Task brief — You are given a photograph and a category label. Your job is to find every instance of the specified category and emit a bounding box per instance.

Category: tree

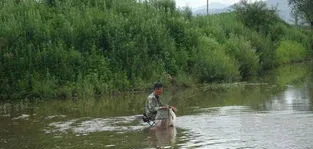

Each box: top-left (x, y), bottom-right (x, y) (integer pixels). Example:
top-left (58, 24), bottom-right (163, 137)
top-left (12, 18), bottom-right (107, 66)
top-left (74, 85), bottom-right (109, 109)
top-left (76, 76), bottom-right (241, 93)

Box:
top-left (234, 0), bottom-right (278, 34)
top-left (151, 0), bottom-right (176, 13)
top-left (290, 5), bottom-right (300, 25)
top-left (289, 0), bottom-right (313, 27)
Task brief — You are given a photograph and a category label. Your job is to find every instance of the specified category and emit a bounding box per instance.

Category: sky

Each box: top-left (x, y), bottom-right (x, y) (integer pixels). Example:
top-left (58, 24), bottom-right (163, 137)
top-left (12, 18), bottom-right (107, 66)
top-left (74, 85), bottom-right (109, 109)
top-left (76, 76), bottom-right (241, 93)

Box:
top-left (175, 0), bottom-right (263, 8)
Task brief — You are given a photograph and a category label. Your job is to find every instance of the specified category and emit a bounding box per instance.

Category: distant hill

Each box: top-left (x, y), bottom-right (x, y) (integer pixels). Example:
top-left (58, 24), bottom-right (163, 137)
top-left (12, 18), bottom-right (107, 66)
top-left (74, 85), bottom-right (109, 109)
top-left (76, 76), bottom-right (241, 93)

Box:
top-left (192, 0), bottom-right (300, 24)
top-left (192, 3), bottom-right (232, 15)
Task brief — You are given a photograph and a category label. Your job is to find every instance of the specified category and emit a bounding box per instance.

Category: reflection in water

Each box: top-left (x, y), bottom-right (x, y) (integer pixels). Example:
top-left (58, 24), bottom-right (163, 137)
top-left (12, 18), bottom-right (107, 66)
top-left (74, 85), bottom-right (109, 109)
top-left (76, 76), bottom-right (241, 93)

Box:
top-left (264, 86), bottom-right (311, 112)
top-left (176, 106), bottom-right (313, 149)
top-left (147, 127), bottom-right (177, 148)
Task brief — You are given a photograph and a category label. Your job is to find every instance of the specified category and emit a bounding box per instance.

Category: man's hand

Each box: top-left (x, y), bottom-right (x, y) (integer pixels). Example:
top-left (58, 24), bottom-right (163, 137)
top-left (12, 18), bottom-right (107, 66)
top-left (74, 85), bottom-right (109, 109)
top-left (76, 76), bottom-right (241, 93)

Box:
top-left (159, 106), bottom-right (177, 112)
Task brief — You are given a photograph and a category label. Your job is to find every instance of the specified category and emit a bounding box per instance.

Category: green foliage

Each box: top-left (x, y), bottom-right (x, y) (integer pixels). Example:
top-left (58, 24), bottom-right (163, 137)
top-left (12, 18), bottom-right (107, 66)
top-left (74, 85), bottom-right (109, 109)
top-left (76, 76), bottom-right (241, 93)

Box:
top-left (235, 0), bottom-right (279, 34)
top-left (276, 40), bottom-right (306, 64)
top-left (0, 0), bottom-right (311, 100)
top-left (246, 31), bottom-right (277, 70)
top-left (151, 0), bottom-right (176, 13)
top-left (225, 35), bottom-right (260, 77)
top-left (180, 7), bottom-right (193, 20)
top-left (283, 27), bottom-right (311, 54)
top-left (268, 22), bottom-right (289, 42)
top-left (289, 0), bottom-right (313, 27)
top-left (274, 63), bottom-right (308, 87)
top-left (192, 37), bottom-right (240, 82)
top-left (234, 1), bottom-right (311, 69)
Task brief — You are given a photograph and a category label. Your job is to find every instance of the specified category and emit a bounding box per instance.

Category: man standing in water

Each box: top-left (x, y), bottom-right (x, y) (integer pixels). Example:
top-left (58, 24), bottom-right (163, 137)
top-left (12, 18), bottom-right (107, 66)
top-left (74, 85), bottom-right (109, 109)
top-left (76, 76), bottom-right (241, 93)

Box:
top-left (144, 82), bottom-right (176, 124)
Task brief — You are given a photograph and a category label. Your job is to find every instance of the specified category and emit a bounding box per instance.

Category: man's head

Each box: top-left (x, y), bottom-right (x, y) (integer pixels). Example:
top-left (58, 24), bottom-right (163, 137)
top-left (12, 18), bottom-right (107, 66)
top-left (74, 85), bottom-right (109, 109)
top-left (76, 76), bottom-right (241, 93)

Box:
top-left (153, 82), bottom-right (163, 96)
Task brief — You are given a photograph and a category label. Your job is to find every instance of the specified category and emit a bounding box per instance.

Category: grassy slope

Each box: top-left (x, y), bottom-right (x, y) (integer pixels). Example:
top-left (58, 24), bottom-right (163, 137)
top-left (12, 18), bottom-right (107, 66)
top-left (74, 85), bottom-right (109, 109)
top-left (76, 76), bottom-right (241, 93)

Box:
top-left (0, 0), bottom-right (311, 100)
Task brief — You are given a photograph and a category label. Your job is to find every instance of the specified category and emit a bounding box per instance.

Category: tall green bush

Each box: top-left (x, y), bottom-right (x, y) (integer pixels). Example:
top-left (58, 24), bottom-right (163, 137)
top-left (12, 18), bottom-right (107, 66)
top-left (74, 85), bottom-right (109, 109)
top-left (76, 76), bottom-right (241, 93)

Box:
top-left (276, 40), bottom-right (306, 64)
top-left (235, 1), bottom-right (279, 34)
top-left (225, 35), bottom-right (260, 77)
top-left (192, 37), bottom-right (240, 82)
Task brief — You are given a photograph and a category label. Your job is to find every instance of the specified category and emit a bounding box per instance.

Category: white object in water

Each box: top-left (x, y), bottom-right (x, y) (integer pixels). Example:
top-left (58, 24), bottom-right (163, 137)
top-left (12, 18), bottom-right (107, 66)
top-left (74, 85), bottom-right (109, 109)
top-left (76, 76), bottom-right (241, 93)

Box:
top-left (154, 108), bottom-right (176, 128)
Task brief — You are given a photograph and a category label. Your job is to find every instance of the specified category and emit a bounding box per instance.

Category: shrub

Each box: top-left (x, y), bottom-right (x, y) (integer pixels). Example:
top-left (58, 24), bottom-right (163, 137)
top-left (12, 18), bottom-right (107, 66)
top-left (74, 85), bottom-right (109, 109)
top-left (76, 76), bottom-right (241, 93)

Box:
top-left (192, 37), bottom-right (240, 82)
top-left (225, 35), bottom-right (260, 77)
top-left (235, 0), bottom-right (279, 34)
top-left (246, 31), bottom-right (276, 70)
top-left (276, 40), bottom-right (306, 64)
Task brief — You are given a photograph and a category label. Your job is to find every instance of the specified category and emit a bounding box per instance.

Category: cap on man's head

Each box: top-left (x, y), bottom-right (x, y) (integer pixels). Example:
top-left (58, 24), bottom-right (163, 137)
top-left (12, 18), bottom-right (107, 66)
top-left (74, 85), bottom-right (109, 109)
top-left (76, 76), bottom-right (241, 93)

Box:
top-left (153, 82), bottom-right (163, 90)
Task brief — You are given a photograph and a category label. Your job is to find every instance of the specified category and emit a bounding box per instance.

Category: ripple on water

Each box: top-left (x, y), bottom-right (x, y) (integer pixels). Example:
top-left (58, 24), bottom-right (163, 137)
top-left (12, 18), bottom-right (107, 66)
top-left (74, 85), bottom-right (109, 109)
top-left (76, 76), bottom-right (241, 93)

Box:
top-left (45, 115), bottom-right (146, 134)
top-left (175, 106), bottom-right (313, 149)
top-left (12, 114), bottom-right (30, 120)
top-left (46, 115), bottom-right (66, 120)
top-left (43, 105), bottom-right (313, 149)
top-left (45, 119), bottom-right (78, 134)
top-left (105, 144), bottom-right (115, 148)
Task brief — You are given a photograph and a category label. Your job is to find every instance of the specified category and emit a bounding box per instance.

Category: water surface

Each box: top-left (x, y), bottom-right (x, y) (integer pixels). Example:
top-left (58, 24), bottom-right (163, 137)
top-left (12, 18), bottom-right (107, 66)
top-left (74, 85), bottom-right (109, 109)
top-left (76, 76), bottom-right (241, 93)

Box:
top-left (1, 63), bottom-right (313, 149)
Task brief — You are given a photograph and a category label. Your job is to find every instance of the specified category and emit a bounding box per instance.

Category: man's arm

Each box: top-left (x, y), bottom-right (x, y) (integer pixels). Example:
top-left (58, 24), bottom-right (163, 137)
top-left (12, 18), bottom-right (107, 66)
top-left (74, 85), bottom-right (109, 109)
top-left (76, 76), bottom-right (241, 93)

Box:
top-left (148, 98), bottom-right (160, 112)
top-left (147, 97), bottom-right (168, 112)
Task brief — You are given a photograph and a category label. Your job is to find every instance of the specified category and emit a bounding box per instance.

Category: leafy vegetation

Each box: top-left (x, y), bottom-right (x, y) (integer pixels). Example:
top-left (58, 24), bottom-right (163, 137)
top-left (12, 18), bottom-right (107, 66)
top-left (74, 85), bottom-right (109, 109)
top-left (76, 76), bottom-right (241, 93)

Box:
top-left (276, 40), bottom-right (306, 64)
top-left (234, 1), bottom-right (279, 34)
top-left (0, 0), bottom-right (312, 100)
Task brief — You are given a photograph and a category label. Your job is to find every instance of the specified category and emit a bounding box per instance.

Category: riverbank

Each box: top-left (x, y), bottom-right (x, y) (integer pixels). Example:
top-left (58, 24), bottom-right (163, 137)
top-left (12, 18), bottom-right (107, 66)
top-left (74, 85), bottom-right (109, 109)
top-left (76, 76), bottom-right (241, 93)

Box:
top-left (0, 0), bottom-right (312, 100)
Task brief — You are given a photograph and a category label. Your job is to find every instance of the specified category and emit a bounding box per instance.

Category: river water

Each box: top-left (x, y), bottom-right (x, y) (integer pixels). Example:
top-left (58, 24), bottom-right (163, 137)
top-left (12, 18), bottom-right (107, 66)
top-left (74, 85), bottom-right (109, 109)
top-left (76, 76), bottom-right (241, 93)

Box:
top-left (1, 63), bottom-right (313, 149)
